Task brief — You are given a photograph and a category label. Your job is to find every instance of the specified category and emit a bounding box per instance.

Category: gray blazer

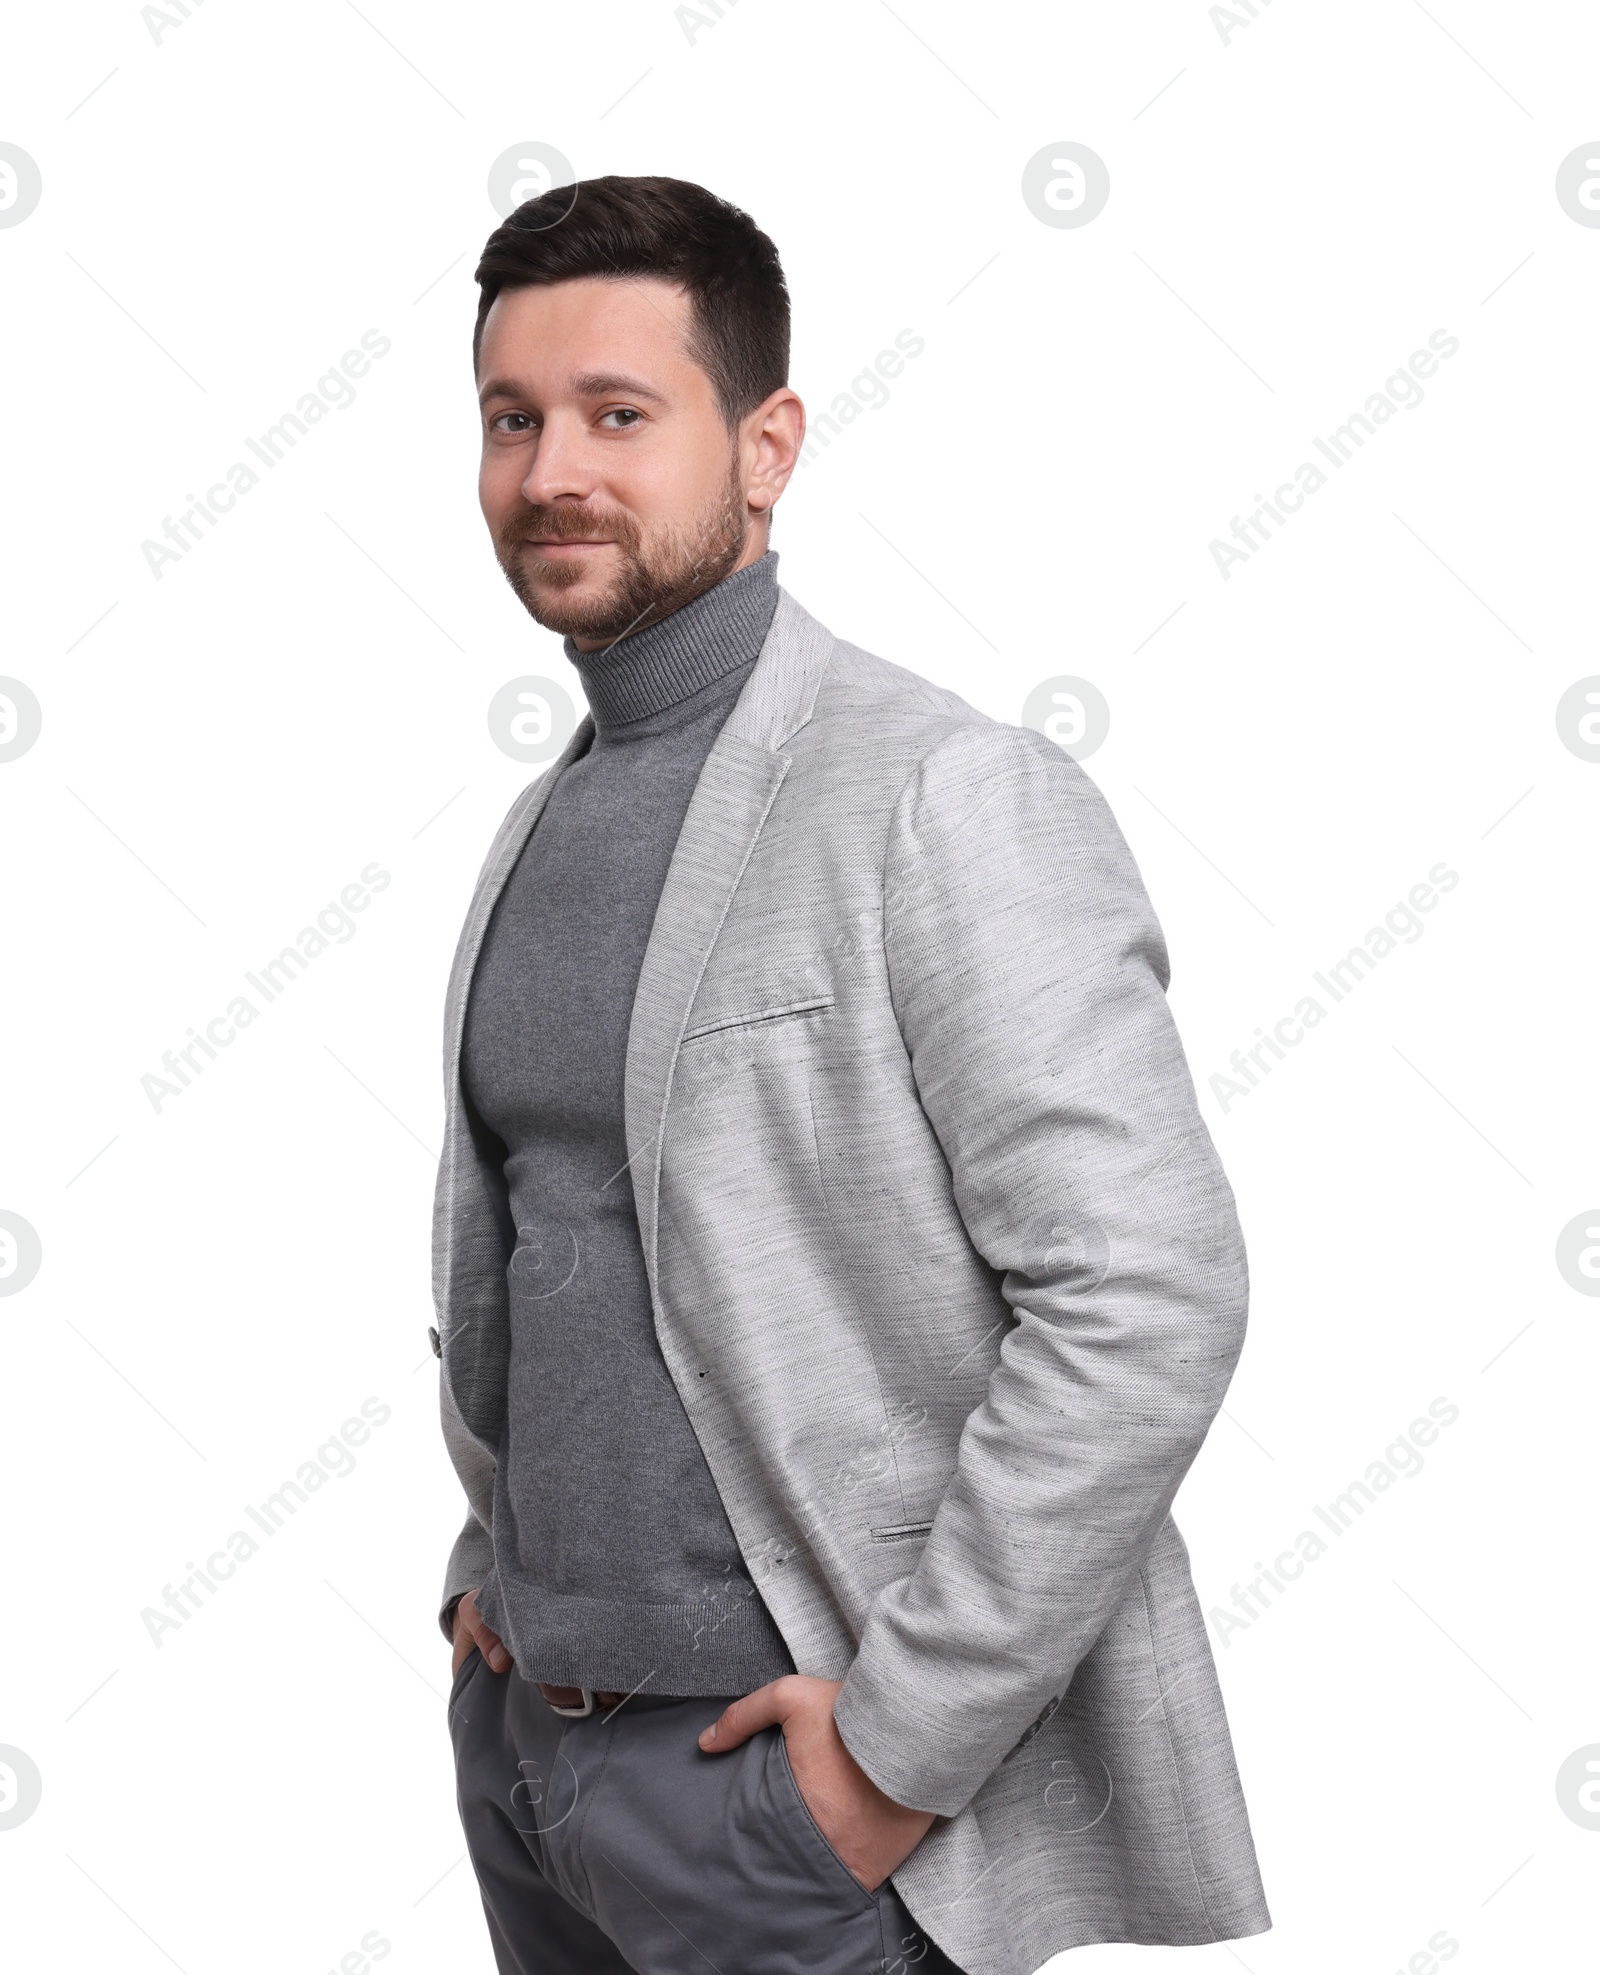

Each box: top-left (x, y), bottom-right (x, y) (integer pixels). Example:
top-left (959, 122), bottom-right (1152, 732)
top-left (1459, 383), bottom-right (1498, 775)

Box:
top-left (433, 588), bottom-right (1271, 1972)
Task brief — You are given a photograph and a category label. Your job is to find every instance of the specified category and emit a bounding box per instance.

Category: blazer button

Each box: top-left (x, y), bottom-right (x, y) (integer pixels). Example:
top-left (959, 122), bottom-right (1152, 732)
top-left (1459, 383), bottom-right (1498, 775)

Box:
top-left (428, 1325), bottom-right (441, 1359)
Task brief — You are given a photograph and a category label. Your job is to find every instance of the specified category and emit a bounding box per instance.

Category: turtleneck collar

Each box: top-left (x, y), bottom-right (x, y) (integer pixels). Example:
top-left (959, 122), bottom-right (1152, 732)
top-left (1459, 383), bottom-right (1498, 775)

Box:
top-left (562, 551), bottom-right (779, 737)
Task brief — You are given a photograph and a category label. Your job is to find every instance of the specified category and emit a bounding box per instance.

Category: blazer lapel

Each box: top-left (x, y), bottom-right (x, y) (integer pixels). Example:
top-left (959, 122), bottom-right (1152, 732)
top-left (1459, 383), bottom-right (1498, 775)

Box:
top-left (625, 587), bottom-right (837, 1296)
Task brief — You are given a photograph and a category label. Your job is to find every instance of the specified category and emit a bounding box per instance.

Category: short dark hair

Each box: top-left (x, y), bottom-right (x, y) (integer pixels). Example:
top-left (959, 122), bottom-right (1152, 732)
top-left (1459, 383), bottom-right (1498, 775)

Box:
top-left (473, 174), bottom-right (790, 431)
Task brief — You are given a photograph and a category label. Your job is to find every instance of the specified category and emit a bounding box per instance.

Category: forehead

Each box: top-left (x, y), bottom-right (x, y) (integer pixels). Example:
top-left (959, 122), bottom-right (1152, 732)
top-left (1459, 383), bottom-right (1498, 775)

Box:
top-left (477, 275), bottom-right (698, 392)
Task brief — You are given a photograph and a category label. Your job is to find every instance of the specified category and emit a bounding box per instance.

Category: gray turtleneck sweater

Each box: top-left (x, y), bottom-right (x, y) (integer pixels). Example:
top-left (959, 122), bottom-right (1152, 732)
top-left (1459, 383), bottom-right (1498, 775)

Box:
top-left (460, 550), bottom-right (797, 1696)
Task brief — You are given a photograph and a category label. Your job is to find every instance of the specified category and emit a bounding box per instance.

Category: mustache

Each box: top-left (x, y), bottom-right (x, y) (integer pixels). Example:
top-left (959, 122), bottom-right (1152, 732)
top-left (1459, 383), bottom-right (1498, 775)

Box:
top-left (498, 505), bottom-right (638, 550)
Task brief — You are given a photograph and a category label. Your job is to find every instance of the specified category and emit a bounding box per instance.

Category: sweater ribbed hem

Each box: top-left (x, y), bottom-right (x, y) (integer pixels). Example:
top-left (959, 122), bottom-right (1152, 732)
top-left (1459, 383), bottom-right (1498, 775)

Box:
top-left (564, 550), bottom-right (779, 734)
top-left (477, 1567), bottom-right (796, 1697)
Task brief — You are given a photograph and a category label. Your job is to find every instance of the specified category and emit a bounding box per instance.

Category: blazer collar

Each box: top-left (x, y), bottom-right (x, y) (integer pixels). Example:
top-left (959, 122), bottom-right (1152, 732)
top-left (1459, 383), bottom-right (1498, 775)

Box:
top-left (712, 582), bottom-right (835, 754)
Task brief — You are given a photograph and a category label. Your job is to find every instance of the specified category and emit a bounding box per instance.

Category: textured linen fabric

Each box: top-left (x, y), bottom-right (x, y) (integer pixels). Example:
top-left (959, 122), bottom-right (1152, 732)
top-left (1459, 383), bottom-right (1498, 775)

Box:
top-left (433, 586), bottom-right (1273, 1973)
top-left (458, 551), bottom-right (796, 1695)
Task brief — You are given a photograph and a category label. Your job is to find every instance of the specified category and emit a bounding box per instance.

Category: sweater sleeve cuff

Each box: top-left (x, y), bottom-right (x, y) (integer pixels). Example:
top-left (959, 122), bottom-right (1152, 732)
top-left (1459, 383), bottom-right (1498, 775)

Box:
top-left (439, 1590), bottom-right (467, 1646)
top-left (439, 1511), bottom-right (495, 1644)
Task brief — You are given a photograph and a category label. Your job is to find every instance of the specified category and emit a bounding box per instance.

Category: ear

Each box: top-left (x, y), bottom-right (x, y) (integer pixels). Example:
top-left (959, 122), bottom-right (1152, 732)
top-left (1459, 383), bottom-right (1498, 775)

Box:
top-left (744, 389), bottom-right (805, 514)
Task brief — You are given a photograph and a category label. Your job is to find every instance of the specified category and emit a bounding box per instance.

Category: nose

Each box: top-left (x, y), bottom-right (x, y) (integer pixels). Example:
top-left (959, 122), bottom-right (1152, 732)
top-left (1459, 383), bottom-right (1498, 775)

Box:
top-left (519, 411), bottom-right (596, 512)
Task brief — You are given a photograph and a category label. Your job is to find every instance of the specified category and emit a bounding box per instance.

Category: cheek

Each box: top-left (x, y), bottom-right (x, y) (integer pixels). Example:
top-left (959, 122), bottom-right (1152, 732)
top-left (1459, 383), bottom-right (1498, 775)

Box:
top-left (480, 454), bottom-right (521, 517)
top-left (628, 435), bottom-right (724, 515)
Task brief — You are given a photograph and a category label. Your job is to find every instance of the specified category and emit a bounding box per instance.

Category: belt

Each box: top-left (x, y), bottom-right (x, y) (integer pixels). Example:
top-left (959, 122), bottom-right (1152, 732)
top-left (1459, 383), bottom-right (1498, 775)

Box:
top-left (537, 1683), bottom-right (629, 1718)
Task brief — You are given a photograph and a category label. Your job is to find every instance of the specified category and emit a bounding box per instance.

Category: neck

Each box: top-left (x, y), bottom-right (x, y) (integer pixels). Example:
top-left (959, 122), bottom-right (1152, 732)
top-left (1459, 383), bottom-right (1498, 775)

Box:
top-left (563, 551), bottom-right (780, 735)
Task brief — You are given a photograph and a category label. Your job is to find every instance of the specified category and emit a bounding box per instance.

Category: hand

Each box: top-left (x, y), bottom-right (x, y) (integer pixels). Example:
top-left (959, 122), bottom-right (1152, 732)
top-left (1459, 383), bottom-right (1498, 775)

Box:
top-left (699, 1675), bottom-right (936, 1892)
top-left (452, 1587), bottom-right (514, 1676)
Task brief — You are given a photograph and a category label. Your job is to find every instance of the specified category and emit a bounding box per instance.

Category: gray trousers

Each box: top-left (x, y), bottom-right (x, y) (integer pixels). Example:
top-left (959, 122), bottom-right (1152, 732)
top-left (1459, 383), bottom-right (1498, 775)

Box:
top-left (448, 1648), bottom-right (967, 1974)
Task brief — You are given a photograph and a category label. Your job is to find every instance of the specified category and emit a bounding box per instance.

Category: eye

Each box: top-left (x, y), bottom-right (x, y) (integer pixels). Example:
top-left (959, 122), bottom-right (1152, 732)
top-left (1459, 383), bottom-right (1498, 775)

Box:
top-left (599, 407), bottom-right (643, 429)
top-left (490, 410), bottom-right (534, 434)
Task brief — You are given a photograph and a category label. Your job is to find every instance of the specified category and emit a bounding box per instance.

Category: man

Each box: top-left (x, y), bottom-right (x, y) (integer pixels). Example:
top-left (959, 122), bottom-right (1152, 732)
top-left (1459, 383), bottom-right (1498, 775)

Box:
top-left (433, 174), bottom-right (1270, 1975)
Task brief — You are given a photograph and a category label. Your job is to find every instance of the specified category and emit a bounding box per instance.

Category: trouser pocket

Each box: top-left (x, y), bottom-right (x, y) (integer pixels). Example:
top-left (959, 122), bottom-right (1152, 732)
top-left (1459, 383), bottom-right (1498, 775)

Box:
top-left (572, 1699), bottom-right (893, 1971)
top-left (768, 1727), bottom-right (879, 1908)
top-left (447, 1645), bottom-right (481, 1719)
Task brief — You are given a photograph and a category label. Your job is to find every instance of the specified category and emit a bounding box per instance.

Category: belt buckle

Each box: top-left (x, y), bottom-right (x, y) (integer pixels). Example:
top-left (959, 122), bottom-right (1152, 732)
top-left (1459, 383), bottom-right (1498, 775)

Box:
top-left (546, 1686), bottom-right (597, 1718)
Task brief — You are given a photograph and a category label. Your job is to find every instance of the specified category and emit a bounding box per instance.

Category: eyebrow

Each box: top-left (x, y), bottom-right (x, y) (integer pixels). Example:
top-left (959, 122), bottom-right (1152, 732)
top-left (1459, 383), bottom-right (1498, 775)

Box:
top-left (477, 369), bottom-right (668, 408)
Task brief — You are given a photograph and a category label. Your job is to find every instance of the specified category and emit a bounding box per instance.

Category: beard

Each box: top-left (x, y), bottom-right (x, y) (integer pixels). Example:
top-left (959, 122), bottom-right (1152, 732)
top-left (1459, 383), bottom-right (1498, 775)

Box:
top-left (491, 454), bottom-right (751, 646)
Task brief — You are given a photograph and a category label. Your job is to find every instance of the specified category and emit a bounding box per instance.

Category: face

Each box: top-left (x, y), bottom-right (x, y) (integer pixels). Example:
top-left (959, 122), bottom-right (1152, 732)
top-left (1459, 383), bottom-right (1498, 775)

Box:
top-left (476, 276), bottom-right (803, 650)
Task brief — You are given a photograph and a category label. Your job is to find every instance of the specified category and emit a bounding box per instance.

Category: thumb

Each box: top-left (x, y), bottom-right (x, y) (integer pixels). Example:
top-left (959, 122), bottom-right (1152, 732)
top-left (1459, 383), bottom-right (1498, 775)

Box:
top-left (698, 1678), bottom-right (790, 1754)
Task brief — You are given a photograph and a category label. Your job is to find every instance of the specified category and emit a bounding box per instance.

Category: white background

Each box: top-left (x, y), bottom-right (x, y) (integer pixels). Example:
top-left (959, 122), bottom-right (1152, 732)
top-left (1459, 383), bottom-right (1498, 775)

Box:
top-left (2, 3), bottom-right (1597, 1971)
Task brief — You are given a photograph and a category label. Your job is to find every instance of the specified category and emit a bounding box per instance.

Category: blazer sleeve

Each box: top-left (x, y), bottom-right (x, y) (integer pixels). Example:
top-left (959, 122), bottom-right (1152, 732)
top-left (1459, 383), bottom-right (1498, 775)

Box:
top-left (830, 719), bottom-right (1249, 1817)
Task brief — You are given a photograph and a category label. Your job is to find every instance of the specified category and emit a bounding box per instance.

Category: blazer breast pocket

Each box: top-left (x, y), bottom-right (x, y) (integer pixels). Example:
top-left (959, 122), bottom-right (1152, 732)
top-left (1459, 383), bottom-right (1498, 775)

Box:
top-left (680, 992), bottom-right (835, 1045)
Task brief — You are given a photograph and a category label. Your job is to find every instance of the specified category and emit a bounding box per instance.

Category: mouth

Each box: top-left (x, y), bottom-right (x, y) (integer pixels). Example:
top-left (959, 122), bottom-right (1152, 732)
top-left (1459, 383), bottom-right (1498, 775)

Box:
top-left (526, 539), bottom-right (613, 556)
